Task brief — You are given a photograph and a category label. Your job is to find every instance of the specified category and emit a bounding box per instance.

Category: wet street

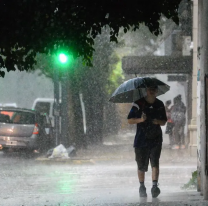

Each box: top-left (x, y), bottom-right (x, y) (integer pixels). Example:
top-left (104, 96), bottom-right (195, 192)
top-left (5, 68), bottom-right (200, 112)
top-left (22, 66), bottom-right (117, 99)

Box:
top-left (0, 149), bottom-right (199, 206)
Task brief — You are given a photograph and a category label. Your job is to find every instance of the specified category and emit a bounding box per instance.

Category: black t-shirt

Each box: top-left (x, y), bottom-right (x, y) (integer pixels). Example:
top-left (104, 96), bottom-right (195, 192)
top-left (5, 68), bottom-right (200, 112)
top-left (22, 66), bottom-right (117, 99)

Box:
top-left (127, 97), bottom-right (167, 148)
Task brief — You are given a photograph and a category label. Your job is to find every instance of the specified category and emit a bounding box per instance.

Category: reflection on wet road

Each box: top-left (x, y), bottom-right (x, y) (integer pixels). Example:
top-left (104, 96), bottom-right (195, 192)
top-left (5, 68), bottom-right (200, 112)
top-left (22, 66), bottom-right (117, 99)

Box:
top-left (0, 151), bottom-right (197, 206)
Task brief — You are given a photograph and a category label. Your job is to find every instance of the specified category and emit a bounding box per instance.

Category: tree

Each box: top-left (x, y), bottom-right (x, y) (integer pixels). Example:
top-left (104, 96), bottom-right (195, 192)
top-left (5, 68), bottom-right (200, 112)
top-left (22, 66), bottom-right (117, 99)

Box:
top-left (0, 0), bottom-right (182, 77)
top-left (35, 27), bottom-right (120, 146)
top-left (33, 4), bottom-right (189, 146)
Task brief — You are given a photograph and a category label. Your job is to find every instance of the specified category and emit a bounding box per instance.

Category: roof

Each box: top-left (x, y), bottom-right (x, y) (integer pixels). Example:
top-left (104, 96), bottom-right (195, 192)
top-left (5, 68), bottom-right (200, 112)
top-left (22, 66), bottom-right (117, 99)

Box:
top-left (0, 107), bottom-right (37, 113)
top-left (122, 56), bottom-right (192, 74)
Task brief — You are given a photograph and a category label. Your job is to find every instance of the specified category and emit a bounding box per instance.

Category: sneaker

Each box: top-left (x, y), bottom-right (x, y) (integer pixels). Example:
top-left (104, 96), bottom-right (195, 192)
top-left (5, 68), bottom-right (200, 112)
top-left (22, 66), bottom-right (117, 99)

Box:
top-left (171, 145), bottom-right (180, 150)
top-left (180, 145), bottom-right (186, 149)
top-left (139, 185), bottom-right (147, 197)
top-left (151, 186), bottom-right (160, 198)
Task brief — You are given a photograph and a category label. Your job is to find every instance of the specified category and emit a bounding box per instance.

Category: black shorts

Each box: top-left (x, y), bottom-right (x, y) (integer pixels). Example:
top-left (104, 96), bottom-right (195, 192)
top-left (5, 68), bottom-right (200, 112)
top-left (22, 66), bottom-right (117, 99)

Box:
top-left (135, 144), bottom-right (162, 172)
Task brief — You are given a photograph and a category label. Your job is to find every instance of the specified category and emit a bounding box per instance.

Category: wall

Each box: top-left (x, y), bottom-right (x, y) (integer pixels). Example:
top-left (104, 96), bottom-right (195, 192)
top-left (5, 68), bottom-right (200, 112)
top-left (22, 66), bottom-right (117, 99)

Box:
top-left (199, 0), bottom-right (208, 199)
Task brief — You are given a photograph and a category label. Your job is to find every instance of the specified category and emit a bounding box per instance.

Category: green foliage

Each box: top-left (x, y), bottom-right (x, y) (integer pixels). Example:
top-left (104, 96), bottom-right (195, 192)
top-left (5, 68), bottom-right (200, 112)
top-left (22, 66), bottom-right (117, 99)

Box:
top-left (0, 0), bottom-right (182, 77)
top-left (106, 58), bottom-right (124, 95)
top-left (181, 170), bottom-right (197, 190)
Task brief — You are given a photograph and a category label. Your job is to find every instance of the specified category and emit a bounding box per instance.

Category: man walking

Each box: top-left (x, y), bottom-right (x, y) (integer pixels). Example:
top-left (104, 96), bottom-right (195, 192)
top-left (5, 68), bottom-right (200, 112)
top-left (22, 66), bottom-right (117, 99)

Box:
top-left (127, 85), bottom-right (167, 198)
top-left (165, 100), bottom-right (174, 147)
top-left (171, 95), bottom-right (186, 149)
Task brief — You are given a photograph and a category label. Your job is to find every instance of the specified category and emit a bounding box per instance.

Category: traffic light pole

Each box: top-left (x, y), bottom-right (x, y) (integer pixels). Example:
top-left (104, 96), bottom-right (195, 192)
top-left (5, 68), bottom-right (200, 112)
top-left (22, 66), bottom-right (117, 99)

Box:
top-left (61, 74), bottom-right (69, 146)
top-left (54, 52), bottom-right (72, 146)
top-left (53, 67), bottom-right (60, 146)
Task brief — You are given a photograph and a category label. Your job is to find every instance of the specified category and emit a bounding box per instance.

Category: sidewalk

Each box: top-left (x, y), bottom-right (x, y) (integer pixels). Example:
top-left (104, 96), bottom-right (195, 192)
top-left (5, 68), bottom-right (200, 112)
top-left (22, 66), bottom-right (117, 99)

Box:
top-left (34, 131), bottom-right (207, 206)
top-left (35, 144), bottom-right (206, 206)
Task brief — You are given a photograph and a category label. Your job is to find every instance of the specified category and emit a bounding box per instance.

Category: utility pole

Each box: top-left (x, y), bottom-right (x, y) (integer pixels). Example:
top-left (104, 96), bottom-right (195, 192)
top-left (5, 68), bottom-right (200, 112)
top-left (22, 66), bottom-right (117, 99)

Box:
top-left (61, 74), bottom-right (69, 146)
top-left (56, 52), bottom-right (72, 146)
top-left (53, 67), bottom-right (60, 146)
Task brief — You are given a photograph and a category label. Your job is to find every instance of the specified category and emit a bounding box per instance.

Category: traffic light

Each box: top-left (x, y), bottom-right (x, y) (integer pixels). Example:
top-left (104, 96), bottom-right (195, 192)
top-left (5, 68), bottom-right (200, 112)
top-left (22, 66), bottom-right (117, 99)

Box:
top-left (59, 53), bottom-right (67, 64)
top-left (55, 52), bottom-right (73, 69)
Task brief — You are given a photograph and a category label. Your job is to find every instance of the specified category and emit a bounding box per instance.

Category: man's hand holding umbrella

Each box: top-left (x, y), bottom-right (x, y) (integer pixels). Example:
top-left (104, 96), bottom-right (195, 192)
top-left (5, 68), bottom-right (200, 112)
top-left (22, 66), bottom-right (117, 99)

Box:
top-left (152, 119), bottom-right (166, 126)
top-left (128, 112), bottom-right (146, 124)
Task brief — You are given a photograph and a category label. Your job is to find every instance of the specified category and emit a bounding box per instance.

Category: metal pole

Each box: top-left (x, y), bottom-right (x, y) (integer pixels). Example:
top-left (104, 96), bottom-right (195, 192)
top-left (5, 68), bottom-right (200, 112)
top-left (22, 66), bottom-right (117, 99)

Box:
top-left (53, 67), bottom-right (60, 146)
top-left (61, 74), bottom-right (69, 146)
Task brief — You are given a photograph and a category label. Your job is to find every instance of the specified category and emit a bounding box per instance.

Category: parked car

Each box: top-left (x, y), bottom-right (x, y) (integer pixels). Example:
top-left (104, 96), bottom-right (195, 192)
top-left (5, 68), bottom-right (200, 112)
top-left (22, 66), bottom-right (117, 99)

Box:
top-left (32, 98), bottom-right (55, 127)
top-left (0, 103), bottom-right (18, 108)
top-left (32, 98), bottom-right (62, 128)
top-left (0, 107), bottom-right (54, 153)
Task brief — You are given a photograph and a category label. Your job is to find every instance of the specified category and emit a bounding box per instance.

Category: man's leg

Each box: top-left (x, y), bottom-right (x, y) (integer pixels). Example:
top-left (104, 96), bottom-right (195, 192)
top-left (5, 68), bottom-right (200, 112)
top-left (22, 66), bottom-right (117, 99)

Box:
top-left (168, 123), bottom-right (174, 146)
top-left (135, 147), bottom-right (149, 197)
top-left (172, 124), bottom-right (180, 149)
top-left (179, 126), bottom-right (185, 149)
top-left (152, 167), bottom-right (159, 181)
top-left (150, 144), bottom-right (161, 198)
top-left (169, 132), bottom-right (174, 147)
top-left (137, 170), bottom-right (147, 197)
top-left (138, 170), bottom-right (145, 182)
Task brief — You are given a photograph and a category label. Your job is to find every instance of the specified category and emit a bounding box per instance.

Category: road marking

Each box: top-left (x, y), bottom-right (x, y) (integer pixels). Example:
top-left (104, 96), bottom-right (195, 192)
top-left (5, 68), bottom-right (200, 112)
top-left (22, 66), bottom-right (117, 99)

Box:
top-left (160, 165), bottom-right (196, 169)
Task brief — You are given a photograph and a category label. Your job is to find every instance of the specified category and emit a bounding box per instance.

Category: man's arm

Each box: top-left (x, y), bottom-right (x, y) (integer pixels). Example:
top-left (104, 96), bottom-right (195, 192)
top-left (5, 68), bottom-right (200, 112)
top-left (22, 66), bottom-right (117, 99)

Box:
top-left (152, 119), bottom-right (167, 126)
top-left (128, 118), bottom-right (144, 124)
top-left (128, 113), bottom-right (146, 124)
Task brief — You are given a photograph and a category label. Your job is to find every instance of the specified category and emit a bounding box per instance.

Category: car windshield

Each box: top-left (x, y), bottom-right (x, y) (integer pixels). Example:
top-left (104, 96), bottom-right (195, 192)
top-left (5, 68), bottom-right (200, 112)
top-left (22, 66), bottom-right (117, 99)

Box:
top-left (0, 110), bottom-right (35, 124)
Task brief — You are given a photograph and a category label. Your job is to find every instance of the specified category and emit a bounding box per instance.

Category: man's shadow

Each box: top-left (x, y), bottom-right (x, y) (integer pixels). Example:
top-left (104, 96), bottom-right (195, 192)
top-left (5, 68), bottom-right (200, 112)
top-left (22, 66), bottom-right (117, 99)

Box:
top-left (139, 197), bottom-right (147, 203)
top-left (152, 197), bottom-right (160, 203)
top-left (139, 197), bottom-right (160, 204)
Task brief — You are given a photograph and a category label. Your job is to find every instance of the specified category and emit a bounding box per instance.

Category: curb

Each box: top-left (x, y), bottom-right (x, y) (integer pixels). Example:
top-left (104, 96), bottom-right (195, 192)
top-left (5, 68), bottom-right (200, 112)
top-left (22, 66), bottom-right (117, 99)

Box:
top-left (35, 156), bottom-right (197, 165)
top-left (35, 157), bottom-right (96, 165)
top-left (35, 156), bottom-right (135, 164)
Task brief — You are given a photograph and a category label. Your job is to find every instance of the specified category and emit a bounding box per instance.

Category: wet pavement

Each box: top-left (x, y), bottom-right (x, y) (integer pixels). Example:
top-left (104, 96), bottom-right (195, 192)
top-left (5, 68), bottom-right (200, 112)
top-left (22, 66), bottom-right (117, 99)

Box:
top-left (0, 131), bottom-right (207, 206)
top-left (0, 149), bottom-right (205, 205)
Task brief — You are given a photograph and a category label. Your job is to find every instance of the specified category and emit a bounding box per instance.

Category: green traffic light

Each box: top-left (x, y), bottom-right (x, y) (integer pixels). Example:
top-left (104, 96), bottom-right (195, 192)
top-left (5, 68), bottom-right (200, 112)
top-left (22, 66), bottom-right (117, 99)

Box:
top-left (59, 53), bottom-right (67, 63)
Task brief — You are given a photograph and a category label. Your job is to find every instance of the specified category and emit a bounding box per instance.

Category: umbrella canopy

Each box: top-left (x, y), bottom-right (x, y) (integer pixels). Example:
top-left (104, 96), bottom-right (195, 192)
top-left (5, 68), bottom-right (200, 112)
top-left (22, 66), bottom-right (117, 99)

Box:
top-left (109, 77), bottom-right (170, 103)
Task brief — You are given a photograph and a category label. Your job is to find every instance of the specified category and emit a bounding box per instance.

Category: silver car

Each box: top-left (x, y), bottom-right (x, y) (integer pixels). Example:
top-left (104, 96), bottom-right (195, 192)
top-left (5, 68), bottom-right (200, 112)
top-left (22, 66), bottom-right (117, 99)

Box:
top-left (0, 107), bottom-right (53, 153)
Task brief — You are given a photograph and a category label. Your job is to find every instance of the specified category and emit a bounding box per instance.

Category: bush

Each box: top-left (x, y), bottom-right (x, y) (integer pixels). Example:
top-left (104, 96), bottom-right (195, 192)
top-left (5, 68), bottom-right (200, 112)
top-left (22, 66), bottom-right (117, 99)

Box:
top-left (181, 170), bottom-right (197, 190)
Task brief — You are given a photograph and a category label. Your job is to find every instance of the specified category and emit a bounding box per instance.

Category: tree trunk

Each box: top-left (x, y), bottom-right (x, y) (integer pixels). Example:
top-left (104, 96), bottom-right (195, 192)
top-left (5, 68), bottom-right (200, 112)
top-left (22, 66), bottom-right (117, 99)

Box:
top-left (82, 76), bottom-right (105, 145)
top-left (64, 73), bottom-right (85, 149)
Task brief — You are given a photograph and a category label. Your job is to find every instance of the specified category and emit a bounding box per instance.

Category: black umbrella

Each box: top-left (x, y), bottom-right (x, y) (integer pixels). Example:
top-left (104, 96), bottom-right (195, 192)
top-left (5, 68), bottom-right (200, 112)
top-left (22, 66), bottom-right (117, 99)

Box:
top-left (109, 77), bottom-right (170, 103)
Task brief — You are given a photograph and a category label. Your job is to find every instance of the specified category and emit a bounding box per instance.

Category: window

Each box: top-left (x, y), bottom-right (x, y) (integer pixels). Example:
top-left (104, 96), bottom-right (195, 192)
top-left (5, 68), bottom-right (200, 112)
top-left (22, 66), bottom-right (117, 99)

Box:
top-left (34, 102), bottom-right (50, 115)
top-left (0, 111), bottom-right (35, 124)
